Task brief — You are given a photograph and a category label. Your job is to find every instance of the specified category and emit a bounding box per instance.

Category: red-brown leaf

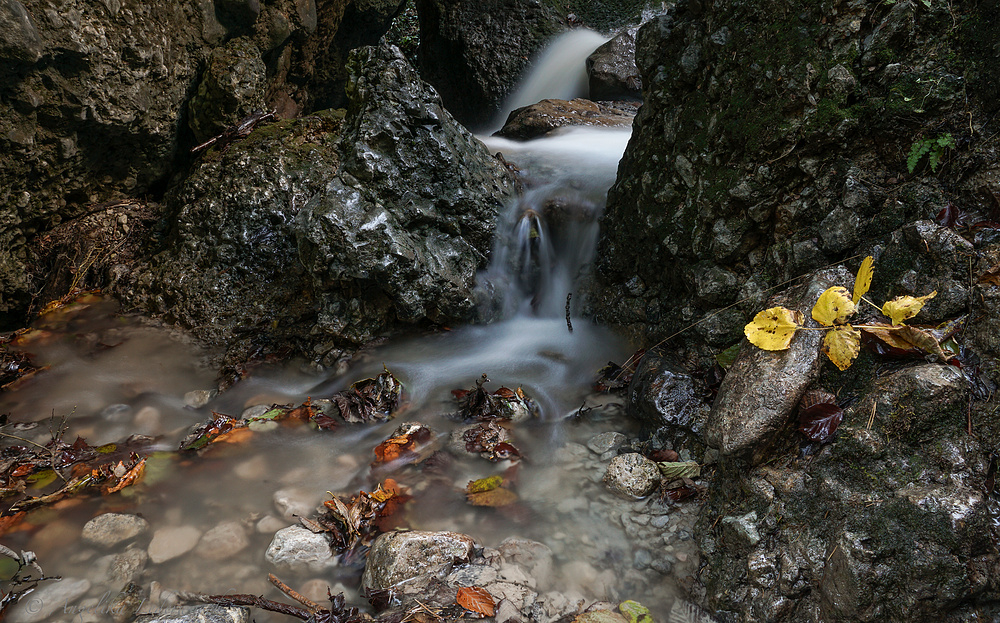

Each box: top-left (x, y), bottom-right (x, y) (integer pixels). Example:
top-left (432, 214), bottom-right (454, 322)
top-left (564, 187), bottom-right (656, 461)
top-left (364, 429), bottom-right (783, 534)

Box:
top-left (456, 586), bottom-right (495, 616)
top-left (798, 403), bottom-right (844, 443)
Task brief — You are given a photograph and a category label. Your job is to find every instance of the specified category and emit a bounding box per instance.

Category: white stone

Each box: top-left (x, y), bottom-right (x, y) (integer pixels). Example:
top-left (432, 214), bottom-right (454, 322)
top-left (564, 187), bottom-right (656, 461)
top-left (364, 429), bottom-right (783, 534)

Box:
top-left (82, 513), bottom-right (149, 548)
top-left (256, 515), bottom-right (288, 534)
top-left (148, 526), bottom-right (202, 564)
top-left (265, 526), bottom-right (334, 571)
top-left (273, 487), bottom-right (323, 519)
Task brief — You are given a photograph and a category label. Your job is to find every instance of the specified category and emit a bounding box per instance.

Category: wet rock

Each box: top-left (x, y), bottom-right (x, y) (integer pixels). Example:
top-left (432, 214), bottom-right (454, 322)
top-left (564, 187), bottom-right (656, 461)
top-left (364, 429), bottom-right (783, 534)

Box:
top-left (603, 453), bottom-right (660, 499)
top-left (187, 37), bottom-right (267, 143)
top-left (92, 546), bottom-right (148, 584)
top-left (184, 390), bottom-right (217, 409)
top-left (706, 267), bottom-right (851, 459)
top-left (628, 351), bottom-right (709, 446)
top-left (586, 29), bottom-right (641, 101)
top-left (265, 525), bottom-right (334, 571)
top-left (127, 44), bottom-right (513, 369)
top-left (721, 511), bottom-right (761, 549)
top-left (82, 513), bottom-right (150, 548)
top-left (148, 526), bottom-right (202, 564)
top-left (273, 487), bottom-right (323, 519)
top-left (7, 577), bottom-right (90, 623)
top-left (133, 605), bottom-right (250, 623)
top-left (495, 98), bottom-right (635, 141)
top-left (0, 0), bottom-right (42, 64)
top-left (256, 515), bottom-right (288, 533)
top-left (587, 432), bottom-right (627, 455)
top-left (362, 530), bottom-right (475, 591)
top-left (197, 521), bottom-right (250, 560)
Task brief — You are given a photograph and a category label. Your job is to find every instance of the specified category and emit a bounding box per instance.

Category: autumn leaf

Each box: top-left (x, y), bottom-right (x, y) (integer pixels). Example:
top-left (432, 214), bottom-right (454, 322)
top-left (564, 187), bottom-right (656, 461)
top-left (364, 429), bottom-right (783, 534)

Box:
top-left (881, 291), bottom-right (936, 326)
top-left (799, 402), bottom-right (844, 443)
top-left (822, 325), bottom-right (861, 370)
top-left (101, 457), bottom-right (146, 495)
top-left (456, 586), bottom-right (495, 617)
top-left (657, 461), bottom-right (701, 479)
top-left (466, 476), bottom-right (504, 494)
top-left (744, 307), bottom-right (803, 351)
top-left (896, 325), bottom-right (951, 362)
top-left (618, 600), bottom-right (654, 623)
top-left (812, 287), bottom-right (856, 326)
top-left (853, 256), bottom-right (874, 303)
top-left (574, 612), bottom-right (628, 623)
top-left (466, 487), bottom-right (518, 507)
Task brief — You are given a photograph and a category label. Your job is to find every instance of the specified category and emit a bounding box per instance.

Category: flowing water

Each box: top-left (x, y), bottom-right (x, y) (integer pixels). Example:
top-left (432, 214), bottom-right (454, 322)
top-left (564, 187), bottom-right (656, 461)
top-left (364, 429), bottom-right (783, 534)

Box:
top-left (0, 34), bottom-right (703, 623)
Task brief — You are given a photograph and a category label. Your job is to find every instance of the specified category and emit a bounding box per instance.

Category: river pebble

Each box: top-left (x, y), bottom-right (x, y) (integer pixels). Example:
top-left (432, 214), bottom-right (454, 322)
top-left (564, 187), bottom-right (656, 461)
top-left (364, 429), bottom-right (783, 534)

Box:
top-left (7, 577), bottom-right (91, 623)
top-left (148, 526), bottom-right (202, 563)
top-left (265, 525), bottom-right (334, 571)
top-left (255, 515), bottom-right (288, 533)
top-left (603, 453), bottom-right (660, 499)
top-left (197, 521), bottom-right (249, 560)
top-left (82, 513), bottom-right (149, 548)
top-left (587, 432), bottom-right (626, 455)
top-left (92, 546), bottom-right (147, 584)
top-left (273, 487), bottom-right (323, 519)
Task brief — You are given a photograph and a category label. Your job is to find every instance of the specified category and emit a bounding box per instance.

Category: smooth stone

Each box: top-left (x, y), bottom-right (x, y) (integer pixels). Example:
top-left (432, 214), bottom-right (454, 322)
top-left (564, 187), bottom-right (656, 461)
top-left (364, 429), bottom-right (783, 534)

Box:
top-left (184, 389), bottom-right (216, 408)
top-left (265, 526), bottom-right (334, 571)
top-left (82, 513), bottom-right (150, 548)
top-left (256, 515), bottom-right (288, 533)
top-left (148, 526), bottom-right (202, 564)
top-left (197, 521), bottom-right (249, 560)
top-left (587, 432), bottom-right (627, 455)
top-left (7, 578), bottom-right (91, 623)
top-left (273, 487), bottom-right (323, 519)
top-left (234, 455), bottom-right (268, 480)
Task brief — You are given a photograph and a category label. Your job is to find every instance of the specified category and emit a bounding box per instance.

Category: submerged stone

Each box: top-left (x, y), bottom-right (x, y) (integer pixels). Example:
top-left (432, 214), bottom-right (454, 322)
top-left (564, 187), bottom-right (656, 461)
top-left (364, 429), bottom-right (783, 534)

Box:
top-left (81, 513), bottom-right (150, 549)
top-left (362, 530), bottom-right (475, 591)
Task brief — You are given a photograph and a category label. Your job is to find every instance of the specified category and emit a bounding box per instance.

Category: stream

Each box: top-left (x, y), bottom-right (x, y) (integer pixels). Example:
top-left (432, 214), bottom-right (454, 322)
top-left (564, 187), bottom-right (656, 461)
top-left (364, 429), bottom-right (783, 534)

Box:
top-left (0, 33), bottom-right (704, 623)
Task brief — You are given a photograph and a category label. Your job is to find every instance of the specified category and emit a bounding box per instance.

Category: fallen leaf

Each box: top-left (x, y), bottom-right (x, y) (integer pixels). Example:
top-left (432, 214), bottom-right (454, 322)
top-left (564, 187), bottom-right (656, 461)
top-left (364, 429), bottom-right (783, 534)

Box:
top-left (853, 256), bottom-right (874, 303)
top-left (881, 291), bottom-right (936, 326)
top-left (456, 586), bottom-right (495, 617)
top-left (812, 287), bottom-right (856, 326)
top-left (331, 368), bottom-right (402, 424)
top-left (822, 325), bottom-right (861, 370)
top-left (466, 487), bottom-right (518, 507)
top-left (466, 476), bottom-right (504, 494)
top-left (662, 485), bottom-right (699, 502)
top-left (799, 402), bottom-right (844, 443)
top-left (657, 461), bottom-right (701, 479)
top-left (744, 307), bottom-right (803, 350)
top-left (979, 265), bottom-right (1000, 287)
top-left (618, 600), bottom-right (654, 623)
top-left (648, 448), bottom-right (679, 462)
top-left (897, 324), bottom-right (951, 362)
top-left (715, 343), bottom-right (741, 368)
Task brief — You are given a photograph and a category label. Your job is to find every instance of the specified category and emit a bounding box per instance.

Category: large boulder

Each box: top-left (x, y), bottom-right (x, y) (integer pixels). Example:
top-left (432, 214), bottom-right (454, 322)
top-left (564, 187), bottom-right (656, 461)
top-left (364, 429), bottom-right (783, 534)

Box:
top-left (590, 0), bottom-right (995, 351)
top-left (123, 44), bottom-right (514, 371)
top-left (586, 28), bottom-right (641, 101)
top-left (495, 98), bottom-right (635, 141)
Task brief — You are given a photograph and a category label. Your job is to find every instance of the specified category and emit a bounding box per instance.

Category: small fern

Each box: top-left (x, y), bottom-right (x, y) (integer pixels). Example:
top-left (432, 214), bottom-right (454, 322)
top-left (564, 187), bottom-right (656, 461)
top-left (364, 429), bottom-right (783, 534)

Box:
top-left (907, 132), bottom-right (955, 173)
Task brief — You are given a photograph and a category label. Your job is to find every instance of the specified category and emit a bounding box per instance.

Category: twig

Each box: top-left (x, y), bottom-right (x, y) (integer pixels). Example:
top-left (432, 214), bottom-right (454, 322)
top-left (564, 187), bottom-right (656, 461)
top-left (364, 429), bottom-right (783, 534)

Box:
top-left (178, 592), bottom-right (313, 620)
top-left (867, 401), bottom-right (877, 430)
top-left (565, 292), bottom-right (573, 333)
top-left (268, 573), bottom-right (320, 612)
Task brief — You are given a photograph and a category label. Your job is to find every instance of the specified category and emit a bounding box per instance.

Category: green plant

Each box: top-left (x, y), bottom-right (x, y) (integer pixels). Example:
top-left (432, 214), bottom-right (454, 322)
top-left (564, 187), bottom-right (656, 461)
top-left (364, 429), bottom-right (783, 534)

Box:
top-left (907, 132), bottom-right (955, 173)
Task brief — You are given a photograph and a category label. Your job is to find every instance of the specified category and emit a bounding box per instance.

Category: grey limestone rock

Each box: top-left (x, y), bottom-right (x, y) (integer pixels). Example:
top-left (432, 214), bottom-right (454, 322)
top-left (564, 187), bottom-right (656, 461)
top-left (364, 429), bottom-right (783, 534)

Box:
top-left (362, 530), bottom-right (475, 591)
top-left (603, 452), bottom-right (660, 499)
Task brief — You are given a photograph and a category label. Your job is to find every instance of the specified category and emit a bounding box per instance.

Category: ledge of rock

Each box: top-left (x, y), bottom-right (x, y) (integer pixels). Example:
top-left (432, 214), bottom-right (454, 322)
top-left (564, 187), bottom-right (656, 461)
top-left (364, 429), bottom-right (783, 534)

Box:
top-left (494, 98), bottom-right (636, 141)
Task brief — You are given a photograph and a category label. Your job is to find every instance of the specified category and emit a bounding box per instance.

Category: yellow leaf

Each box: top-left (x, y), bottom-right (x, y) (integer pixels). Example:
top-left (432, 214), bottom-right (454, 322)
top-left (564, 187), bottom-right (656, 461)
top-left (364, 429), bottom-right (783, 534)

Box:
top-left (744, 307), bottom-right (803, 351)
top-left (812, 287), bottom-right (856, 326)
top-left (822, 325), bottom-right (861, 370)
top-left (881, 291), bottom-right (937, 325)
top-left (853, 256), bottom-right (874, 303)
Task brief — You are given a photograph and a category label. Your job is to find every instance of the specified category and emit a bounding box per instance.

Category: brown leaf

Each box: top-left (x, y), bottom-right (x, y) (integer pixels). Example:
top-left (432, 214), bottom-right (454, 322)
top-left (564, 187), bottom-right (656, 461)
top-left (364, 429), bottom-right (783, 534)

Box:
top-left (466, 488), bottom-right (518, 507)
top-left (980, 265), bottom-right (1000, 287)
top-left (798, 403), bottom-right (844, 443)
top-left (456, 586), bottom-right (495, 616)
top-left (101, 456), bottom-right (146, 494)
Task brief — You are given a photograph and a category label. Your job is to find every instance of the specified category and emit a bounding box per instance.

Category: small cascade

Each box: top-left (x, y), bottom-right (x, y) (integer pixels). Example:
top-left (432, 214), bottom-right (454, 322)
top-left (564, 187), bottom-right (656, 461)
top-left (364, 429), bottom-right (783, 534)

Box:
top-left (495, 29), bottom-right (609, 129)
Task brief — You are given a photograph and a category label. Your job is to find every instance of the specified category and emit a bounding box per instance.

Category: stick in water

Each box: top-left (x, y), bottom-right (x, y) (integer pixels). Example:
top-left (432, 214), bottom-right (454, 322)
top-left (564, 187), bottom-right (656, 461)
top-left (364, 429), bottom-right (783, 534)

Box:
top-left (566, 292), bottom-right (573, 333)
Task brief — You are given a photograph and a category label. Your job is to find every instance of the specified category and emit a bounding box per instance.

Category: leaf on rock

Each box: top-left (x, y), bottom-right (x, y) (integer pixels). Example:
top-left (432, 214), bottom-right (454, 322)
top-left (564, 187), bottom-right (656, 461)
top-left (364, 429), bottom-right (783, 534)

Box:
top-left (744, 307), bottom-right (803, 350)
top-left (320, 481), bottom-right (411, 555)
top-left (798, 402), bottom-right (844, 443)
top-left (594, 349), bottom-right (645, 392)
top-left (463, 421), bottom-right (520, 462)
top-left (853, 256), bottom-right (874, 303)
top-left (331, 368), bottom-right (402, 424)
top-left (618, 600), bottom-right (654, 623)
top-left (896, 325), bottom-right (951, 362)
top-left (980, 265), bottom-right (1000, 287)
top-left (822, 325), bottom-right (861, 370)
top-left (453, 374), bottom-right (537, 421)
top-left (372, 423), bottom-right (434, 468)
top-left (881, 291), bottom-right (936, 326)
top-left (715, 343), bottom-right (741, 369)
top-left (456, 586), bottom-right (495, 617)
top-left (657, 461), bottom-right (701, 479)
top-left (179, 414), bottom-right (248, 451)
top-left (812, 287), bottom-right (856, 326)
top-left (466, 487), bottom-right (518, 507)
top-left (100, 456), bottom-right (146, 494)
top-left (661, 485), bottom-right (699, 502)
top-left (466, 476), bottom-right (503, 494)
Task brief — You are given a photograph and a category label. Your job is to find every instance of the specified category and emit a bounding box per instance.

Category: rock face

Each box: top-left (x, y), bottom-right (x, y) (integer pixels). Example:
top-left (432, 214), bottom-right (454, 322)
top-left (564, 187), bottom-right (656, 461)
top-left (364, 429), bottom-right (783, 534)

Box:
top-left (125, 44), bottom-right (514, 369)
top-left (586, 28), bottom-right (641, 101)
top-left (0, 0), bottom-right (409, 325)
top-left (590, 0), bottom-right (999, 350)
top-left (495, 98), bottom-right (635, 141)
top-left (627, 349), bottom-right (710, 449)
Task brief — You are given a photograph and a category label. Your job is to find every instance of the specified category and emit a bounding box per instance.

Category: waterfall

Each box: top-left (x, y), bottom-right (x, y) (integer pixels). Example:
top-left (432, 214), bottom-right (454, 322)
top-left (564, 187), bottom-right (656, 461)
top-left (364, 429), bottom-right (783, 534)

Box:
top-left (495, 29), bottom-right (610, 130)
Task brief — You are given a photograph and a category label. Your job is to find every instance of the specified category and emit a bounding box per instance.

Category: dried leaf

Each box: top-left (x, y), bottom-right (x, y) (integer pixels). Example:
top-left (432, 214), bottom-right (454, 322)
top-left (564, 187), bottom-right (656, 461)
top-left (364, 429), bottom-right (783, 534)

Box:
top-left (657, 461), bottom-right (701, 479)
top-left (744, 307), bottom-right (803, 350)
top-left (101, 456), bottom-right (146, 494)
top-left (853, 256), bottom-right (874, 304)
top-left (979, 265), bottom-right (1000, 287)
top-left (456, 586), bottom-right (495, 616)
top-left (861, 323), bottom-right (919, 356)
top-left (662, 485), bottom-right (699, 502)
top-left (812, 287), bottom-right (856, 326)
top-left (799, 402), bottom-right (844, 443)
top-left (649, 448), bottom-right (680, 462)
top-left (331, 368), bottom-right (402, 423)
top-left (881, 291), bottom-right (936, 326)
top-left (822, 325), bottom-right (861, 370)
top-left (897, 325), bottom-right (951, 362)
top-left (466, 487), bottom-right (518, 507)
